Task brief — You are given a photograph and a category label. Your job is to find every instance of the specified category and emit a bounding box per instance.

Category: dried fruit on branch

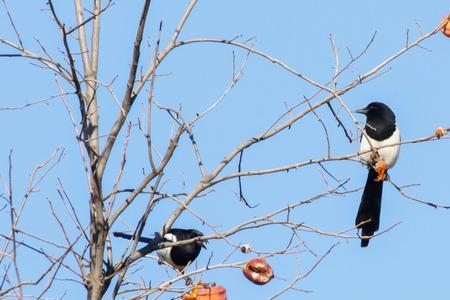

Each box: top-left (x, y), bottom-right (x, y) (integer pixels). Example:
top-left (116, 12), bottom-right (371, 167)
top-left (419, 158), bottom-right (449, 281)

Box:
top-left (374, 160), bottom-right (387, 181)
top-left (242, 258), bottom-right (274, 285)
top-left (435, 127), bottom-right (447, 139)
top-left (240, 244), bottom-right (251, 253)
top-left (441, 15), bottom-right (450, 38)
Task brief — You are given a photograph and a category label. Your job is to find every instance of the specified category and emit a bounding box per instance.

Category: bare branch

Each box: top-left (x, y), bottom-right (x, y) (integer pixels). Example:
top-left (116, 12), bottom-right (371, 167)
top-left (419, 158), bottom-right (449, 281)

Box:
top-left (108, 124), bottom-right (185, 227)
top-left (267, 243), bottom-right (338, 300)
top-left (106, 122), bottom-right (133, 220)
top-left (191, 45), bottom-right (252, 125)
top-left (67, 1), bottom-right (113, 35)
top-left (73, 0), bottom-right (93, 76)
top-left (48, 0), bottom-right (89, 141)
top-left (388, 178), bottom-right (450, 209)
top-left (146, 21), bottom-right (163, 173)
top-left (98, 0), bottom-right (152, 179)
top-left (1, 0), bottom-right (23, 49)
top-left (0, 37), bottom-right (72, 82)
top-left (0, 92), bottom-right (74, 111)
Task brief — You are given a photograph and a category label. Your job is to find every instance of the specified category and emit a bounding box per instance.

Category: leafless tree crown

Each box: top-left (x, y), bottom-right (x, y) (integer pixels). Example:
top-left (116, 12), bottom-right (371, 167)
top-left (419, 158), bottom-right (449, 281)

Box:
top-left (0, 1), bottom-right (448, 299)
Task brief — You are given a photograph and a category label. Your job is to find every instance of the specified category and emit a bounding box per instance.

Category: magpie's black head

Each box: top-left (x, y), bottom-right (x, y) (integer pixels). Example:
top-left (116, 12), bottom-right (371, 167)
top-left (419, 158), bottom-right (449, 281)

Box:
top-left (169, 228), bottom-right (207, 249)
top-left (354, 101), bottom-right (397, 141)
top-left (185, 229), bottom-right (204, 238)
top-left (186, 229), bottom-right (207, 249)
top-left (354, 102), bottom-right (396, 124)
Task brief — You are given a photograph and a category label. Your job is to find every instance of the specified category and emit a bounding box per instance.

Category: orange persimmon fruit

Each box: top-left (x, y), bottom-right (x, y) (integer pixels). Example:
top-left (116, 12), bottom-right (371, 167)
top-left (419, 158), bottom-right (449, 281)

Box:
top-left (182, 282), bottom-right (227, 300)
top-left (196, 286), bottom-right (227, 300)
top-left (441, 15), bottom-right (450, 37)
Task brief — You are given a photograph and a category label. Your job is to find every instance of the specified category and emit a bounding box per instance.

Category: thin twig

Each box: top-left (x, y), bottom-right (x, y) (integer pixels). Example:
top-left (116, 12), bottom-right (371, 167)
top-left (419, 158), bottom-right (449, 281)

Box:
top-left (1, 0), bottom-right (23, 49)
top-left (388, 178), bottom-right (450, 209)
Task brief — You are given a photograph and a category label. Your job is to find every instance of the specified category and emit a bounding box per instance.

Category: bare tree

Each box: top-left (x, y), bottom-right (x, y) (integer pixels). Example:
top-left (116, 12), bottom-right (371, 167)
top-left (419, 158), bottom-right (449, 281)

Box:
top-left (0, 1), bottom-right (449, 299)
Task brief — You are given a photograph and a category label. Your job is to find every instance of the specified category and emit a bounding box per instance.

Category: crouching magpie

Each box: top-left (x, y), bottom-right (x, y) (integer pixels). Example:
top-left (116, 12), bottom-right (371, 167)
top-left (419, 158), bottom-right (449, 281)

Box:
top-left (113, 228), bottom-right (206, 270)
top-left (156, 228), bottom-right (206, 271)
top-left (354, 102), bottom-right (400, 247)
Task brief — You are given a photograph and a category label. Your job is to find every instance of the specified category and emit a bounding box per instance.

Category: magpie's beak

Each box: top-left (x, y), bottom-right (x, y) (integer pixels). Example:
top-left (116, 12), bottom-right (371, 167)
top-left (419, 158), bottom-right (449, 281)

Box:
top-left (353, 107), bottom-right (368, 115)
top-left (199, 240), bottom-right (208, 249)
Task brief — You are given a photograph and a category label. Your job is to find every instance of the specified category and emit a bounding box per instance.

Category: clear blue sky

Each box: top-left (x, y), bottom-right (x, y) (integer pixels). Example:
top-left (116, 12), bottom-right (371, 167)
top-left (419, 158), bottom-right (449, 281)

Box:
top-left (1, 1), bottom-right (450, 299)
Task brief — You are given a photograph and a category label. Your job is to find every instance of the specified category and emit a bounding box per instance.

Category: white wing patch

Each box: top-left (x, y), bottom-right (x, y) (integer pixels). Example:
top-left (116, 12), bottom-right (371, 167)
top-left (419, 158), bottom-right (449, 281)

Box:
top-left (360, 125), bottom-right (400, 169)
top-left (163, 233), bottom-right (177, 242)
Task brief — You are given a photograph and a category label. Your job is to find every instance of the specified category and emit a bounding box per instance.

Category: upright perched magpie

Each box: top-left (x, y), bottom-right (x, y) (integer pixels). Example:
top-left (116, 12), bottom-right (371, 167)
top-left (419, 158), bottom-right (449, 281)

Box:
top-left (354, 102), bottom-right (400, 247)
top-left (113, 228), bottom-right (206, 270)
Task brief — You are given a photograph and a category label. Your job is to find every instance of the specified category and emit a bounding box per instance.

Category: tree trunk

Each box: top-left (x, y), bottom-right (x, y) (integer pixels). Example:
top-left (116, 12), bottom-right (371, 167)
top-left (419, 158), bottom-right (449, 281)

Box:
top-left (87, 175), bottom-right (106, 300)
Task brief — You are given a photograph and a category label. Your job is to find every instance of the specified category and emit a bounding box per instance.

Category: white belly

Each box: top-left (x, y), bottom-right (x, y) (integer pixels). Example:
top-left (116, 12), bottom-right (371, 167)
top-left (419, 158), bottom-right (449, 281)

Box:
top-left (156, 233), bottom-right (179, 269)
top-left (157, 247), bottom-right (173, 263)
top-left (359, 126), bottom-right (400, 169)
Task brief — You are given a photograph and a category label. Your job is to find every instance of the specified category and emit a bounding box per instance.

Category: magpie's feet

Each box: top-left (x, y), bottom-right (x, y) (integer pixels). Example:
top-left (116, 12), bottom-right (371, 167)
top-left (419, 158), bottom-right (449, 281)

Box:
top-left (184, 276), bottom-right (193, 286)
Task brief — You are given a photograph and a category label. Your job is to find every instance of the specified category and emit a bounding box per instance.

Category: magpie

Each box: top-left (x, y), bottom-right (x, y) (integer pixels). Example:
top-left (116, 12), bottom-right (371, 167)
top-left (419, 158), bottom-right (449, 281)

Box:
top-left (156, 228), bottom-right (206, 271)
top-left (113, 228), bottom-right (206, 271)
top-left (354, 102), bottom-right (400, 247)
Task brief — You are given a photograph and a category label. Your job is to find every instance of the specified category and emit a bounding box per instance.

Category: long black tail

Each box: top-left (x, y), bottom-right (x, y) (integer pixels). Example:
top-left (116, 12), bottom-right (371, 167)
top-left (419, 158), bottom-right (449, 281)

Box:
top-left (355, 168), bottom-right (383, 247)
top-left (113, 232), bottom-right (153, 243)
